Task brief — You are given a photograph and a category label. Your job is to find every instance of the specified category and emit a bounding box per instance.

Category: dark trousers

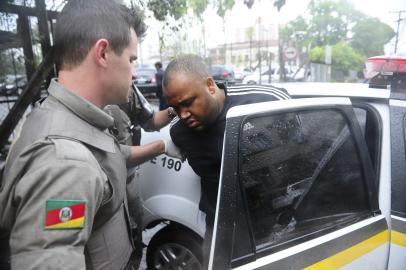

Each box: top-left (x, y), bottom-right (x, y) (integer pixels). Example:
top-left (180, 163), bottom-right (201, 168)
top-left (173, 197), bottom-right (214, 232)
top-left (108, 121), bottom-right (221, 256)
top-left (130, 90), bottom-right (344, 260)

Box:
top-left (200, 180), bottom-right (218, 270)
top-left (0, 229), bottom-right (10, 270)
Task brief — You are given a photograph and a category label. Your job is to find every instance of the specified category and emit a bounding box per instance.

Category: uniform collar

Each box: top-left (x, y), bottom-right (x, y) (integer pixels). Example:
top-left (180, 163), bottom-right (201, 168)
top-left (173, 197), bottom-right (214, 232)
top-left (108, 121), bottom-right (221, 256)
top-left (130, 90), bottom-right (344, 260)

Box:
top-left (48, 79), bottom-right (114, 130)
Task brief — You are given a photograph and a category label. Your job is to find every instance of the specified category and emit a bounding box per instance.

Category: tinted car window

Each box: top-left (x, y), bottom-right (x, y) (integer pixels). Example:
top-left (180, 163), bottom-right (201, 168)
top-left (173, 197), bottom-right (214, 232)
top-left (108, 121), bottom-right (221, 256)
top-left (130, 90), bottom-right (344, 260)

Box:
top-left (209, 66), bottom-right (222, 75)
top-left (239, 109), bottom-right (371, 250)
top-left (391, 106), bottom-right (406, 217)
top-left (208, 65), bottom-right (235, 84)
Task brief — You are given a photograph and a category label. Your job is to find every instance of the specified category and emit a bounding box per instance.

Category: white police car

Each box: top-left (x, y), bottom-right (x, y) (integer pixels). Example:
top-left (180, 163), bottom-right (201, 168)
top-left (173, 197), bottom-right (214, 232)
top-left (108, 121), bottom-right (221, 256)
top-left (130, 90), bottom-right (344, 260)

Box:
top-left (139, 56), bottom-right (406, 270)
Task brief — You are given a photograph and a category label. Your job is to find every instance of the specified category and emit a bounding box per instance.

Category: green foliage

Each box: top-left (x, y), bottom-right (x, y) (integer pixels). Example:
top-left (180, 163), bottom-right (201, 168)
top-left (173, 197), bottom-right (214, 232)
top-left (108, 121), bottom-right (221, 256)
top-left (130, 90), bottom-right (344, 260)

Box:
top-left (274, 0), bottom-right (286, 11)
top-left (307, 0), bottom-right (365, 46)
top-left (309, 46), bottom-right (324, 63)
top-left (243, 0), bottom-right (286, 10)
top-left (189, 0), bottom-right (208, 19)
top-left (281, 0), bottom-right (395, 80)
top-left (280, 16), bottom-right (309, 48)
top-left (147, 0), bottom-right (188, 21)
top-left (332, 42), bottom-right (364, 71)
top-left (213, 0), bottom-right (235, 18)
top-left (351, 17), bottom-right (395, 57)
top-left (245, 26), bottom-right (255, 40)
top-left (310, 42), bottom-right (364, 72)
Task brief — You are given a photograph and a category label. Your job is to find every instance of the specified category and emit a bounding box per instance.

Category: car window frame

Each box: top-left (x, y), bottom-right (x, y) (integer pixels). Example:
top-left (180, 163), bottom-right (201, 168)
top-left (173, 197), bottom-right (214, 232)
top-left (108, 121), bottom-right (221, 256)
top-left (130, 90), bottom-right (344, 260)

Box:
top-left (389, 100), bottom-right (406, 218)
top-left (235, 105), bottom-right (379, 264)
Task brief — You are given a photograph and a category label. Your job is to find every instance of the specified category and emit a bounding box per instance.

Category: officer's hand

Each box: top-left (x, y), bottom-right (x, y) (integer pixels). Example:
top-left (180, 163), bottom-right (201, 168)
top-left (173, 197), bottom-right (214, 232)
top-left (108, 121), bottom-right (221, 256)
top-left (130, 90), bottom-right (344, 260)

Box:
top-left (162, 139), bottom-right (185, 161)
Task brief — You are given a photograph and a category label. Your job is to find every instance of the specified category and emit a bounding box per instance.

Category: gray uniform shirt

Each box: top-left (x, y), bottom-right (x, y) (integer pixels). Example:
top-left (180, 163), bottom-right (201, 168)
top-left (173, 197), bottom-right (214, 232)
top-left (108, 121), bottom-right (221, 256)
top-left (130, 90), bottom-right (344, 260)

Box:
top-left (0, 79), bottom-right (132, 269)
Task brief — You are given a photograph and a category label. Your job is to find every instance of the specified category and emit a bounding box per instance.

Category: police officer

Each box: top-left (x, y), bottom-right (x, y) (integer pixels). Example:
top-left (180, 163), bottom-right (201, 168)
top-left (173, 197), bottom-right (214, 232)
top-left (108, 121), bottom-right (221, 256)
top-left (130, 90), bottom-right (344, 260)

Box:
top-left (154, 61), bottom-right (168, 110)
top-left (0, 0), bottom-right (180, 269)
top-left (104, 85), bottom-right (178, 267)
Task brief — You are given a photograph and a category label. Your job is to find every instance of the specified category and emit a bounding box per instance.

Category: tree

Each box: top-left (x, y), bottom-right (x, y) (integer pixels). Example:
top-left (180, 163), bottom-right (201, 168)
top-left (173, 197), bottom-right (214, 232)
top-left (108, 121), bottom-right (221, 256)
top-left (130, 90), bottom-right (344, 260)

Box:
top-left (189, 0), bottom-right (209, 57)
top-left (245, 26), bottom-right (255, 68)
top-left (147, 0), bottom-right (188, 21)
top-left (280, 0), bottom-right (395, 82)
top-left (310, 42), bottom-right (364, 79)
top-left (212, 0), bottom-right (235, 63)
top-left (351, 17), bottom-right (395, 57)
top-left (280, 16), bottom-right (309, 48)
top-left (243, 0), bottom-right (286, 10)
top-left (273, 0), bottom-right (286, 11)
top-left (212, 0), bottom-right (234, 18)
top-left (307, 0), bottom-right (365, 46)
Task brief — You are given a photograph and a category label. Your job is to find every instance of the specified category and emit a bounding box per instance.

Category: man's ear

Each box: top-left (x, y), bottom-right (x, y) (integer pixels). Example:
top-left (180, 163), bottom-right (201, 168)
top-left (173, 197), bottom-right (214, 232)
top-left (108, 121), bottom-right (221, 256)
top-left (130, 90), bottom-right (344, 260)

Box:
top-left (206, 77), bottom-right (217, 95)
top-left (93, 39), bottom-right (109, 68)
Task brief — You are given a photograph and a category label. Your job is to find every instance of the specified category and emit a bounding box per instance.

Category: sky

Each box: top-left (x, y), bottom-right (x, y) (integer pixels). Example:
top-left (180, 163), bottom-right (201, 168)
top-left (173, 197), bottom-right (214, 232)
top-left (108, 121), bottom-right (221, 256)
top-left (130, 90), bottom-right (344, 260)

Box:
top-left (136, 0), bottom-right (406, 62)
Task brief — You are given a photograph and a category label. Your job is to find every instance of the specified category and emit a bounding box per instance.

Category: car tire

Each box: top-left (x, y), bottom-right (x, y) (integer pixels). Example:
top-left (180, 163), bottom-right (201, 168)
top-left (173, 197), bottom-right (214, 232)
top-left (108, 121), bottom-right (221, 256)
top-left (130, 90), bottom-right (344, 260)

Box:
top-left (146, 225), bottom-right (203, 270)
top-left (247, 80), bottom-right (257, 84)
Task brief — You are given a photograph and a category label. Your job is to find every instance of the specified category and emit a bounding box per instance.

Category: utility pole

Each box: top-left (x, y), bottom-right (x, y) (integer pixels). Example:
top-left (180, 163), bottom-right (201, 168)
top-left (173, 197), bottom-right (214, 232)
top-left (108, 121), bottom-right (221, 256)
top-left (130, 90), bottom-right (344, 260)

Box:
top-left (257, 17), bottom-right (262, 83)
top-left (390, 10), bottom-right (406, 54)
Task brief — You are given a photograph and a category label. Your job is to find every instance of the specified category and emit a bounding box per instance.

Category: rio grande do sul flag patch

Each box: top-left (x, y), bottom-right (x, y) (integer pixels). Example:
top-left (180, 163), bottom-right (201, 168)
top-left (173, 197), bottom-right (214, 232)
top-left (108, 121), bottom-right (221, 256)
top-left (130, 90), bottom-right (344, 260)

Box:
top-left (44, 200), bottom-right (86, 230)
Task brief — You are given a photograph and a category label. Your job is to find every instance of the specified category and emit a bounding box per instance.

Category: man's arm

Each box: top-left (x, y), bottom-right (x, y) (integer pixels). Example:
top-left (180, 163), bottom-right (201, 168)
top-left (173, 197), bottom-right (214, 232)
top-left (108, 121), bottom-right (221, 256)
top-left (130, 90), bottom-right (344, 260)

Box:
top-left (125, 140), bottom-right (165, 167)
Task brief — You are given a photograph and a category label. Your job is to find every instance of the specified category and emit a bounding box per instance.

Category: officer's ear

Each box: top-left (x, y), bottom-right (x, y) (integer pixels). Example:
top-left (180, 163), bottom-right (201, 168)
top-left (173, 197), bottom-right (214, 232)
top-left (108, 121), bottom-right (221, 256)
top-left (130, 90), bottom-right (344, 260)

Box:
top-left (94, 39), bottom-right (109, 68)
top-left (206, 77), bottom-right (217, 96)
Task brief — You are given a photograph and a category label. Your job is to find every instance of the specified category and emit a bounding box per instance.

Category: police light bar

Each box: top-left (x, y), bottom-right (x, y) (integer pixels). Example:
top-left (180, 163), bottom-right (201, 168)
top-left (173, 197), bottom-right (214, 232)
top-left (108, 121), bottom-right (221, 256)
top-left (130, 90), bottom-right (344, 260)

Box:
top-left (366, 56), bottom-right (406, 91)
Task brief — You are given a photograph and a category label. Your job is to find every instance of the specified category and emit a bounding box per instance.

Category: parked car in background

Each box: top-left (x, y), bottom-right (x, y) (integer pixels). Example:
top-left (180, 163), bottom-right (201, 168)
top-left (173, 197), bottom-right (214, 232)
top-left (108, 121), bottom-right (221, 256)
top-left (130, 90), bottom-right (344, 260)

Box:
top-left (290, 66), bottom-right (311, 82)
top-left (234, 67), bottom-right (254, 83)
top-left (208, 65), bottom-right (236, 85)
top-left (242, 66), bottom-right (295, 84)
top-left (139, 56), bottom-right (406, 270)
top-left (134, 67), bottom-right (157, 95)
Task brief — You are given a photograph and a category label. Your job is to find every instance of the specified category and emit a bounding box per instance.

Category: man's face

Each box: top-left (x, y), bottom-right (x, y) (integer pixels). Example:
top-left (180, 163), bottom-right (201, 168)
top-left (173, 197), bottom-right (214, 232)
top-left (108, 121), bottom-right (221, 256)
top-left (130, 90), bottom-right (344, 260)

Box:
top-left (106, 29), bottom-right (138, 104)
top-left (164, 73), bottom-right (220, 130)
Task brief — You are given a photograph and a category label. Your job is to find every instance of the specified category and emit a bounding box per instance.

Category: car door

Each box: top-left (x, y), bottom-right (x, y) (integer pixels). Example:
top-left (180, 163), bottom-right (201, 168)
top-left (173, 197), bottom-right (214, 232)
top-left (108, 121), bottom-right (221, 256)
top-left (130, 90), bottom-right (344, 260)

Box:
top-left (388, 96), bottom-right (406, 269)
top-left (209, 97), bottom-right (389, 270)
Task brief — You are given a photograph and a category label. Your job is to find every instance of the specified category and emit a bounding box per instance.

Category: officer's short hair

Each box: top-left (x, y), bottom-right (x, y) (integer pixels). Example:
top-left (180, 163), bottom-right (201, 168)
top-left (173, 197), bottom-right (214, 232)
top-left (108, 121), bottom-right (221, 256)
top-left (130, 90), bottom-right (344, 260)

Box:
top-left (55, 0), bottom-right (146, 70)
top-left (163, 54), bottom-right (211, 89)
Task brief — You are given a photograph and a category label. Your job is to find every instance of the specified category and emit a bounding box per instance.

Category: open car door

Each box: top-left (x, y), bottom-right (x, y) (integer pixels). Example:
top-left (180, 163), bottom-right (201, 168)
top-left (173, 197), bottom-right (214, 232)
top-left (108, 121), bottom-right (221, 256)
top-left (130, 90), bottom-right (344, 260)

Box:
top-left (209, 97), bottom-right (389, 270)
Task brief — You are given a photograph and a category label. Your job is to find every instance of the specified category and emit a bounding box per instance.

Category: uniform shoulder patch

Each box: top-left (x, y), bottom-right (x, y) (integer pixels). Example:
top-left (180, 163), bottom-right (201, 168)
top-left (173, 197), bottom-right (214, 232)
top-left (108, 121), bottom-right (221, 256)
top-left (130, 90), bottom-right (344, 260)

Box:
top-left (44, 199), bottom-right (86, 230)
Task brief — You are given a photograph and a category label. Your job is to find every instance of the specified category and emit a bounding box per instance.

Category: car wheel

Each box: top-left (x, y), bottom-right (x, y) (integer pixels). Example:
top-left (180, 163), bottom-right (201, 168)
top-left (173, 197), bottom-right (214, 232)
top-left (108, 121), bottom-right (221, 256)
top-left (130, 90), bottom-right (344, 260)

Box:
top-left (146, 225), bottom-right (203, 270)
top-left (247, 80), bottom-right (257, 84)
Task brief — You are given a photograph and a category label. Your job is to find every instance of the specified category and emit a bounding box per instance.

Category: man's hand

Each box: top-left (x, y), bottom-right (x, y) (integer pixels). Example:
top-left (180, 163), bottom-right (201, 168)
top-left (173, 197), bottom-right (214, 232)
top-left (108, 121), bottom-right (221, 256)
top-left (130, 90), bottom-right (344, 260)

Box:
top-left (162, 139), bottom-right (185, 161)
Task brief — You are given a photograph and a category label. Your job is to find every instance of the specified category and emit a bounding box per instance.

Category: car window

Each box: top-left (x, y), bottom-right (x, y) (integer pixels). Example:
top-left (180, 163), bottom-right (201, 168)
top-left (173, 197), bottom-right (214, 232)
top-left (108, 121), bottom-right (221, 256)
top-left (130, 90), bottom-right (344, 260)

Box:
top-left (391, 106), bottom-right (406, 217)
top-left (260, 69), bottom-right (273, 76)
top-left (238, 109), bottom-right (372, 251)
top-left (209, 66), bottom-right (222, 74)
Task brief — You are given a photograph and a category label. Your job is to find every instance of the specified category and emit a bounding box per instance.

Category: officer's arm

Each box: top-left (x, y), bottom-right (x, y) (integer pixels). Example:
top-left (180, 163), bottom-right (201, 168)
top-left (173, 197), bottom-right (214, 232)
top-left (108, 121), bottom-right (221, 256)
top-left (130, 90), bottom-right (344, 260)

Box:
top-left (123, 140), bottom-right (166, 167)
top-left (10, 142), bottom-right (106, 269)
top-left (143, 108), bottom-right (173, 131)
top-left (132, 84), bottom-right (173, 131)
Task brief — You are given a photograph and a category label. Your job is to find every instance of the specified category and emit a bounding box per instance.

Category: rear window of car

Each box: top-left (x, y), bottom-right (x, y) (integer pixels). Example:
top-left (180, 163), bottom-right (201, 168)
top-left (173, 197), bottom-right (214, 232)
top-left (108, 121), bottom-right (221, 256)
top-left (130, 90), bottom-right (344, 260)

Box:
top-left (209, 66), bottom-right (222, 74)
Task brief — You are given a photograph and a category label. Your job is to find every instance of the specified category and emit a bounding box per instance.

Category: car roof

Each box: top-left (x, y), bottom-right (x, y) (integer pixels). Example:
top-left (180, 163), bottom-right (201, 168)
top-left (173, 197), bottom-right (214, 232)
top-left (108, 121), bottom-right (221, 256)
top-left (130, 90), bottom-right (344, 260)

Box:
top-left (271, 82), bottom-right (390, 99)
